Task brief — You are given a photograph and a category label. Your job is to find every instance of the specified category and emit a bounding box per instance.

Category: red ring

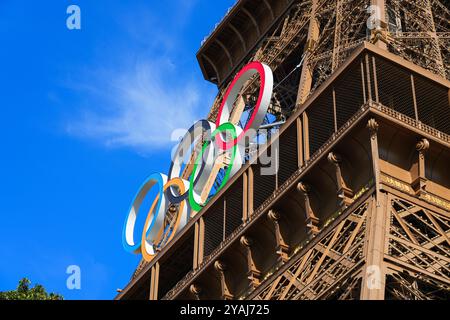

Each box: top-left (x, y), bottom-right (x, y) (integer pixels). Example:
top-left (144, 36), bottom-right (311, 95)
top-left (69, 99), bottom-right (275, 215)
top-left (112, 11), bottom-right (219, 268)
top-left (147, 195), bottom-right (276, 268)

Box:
top-left (215, 61), bottom-right (267, 150)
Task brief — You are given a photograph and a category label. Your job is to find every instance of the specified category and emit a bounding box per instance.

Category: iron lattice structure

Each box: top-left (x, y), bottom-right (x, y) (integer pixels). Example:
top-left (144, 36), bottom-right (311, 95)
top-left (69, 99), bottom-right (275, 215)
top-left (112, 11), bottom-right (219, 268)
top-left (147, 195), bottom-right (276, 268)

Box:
top-left (117, 0), bottom-right (450, 300)
top-left (249, 194), bottom-right (450, 300)
top-left (200, 0), bottom-right (450, 123)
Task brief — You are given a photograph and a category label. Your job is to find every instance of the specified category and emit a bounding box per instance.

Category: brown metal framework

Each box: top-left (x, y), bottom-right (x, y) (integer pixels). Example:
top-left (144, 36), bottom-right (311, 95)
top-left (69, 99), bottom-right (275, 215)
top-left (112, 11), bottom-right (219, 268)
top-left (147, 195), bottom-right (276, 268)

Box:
top-left (200, 0), bottom-right (449, 121)
top-left (117, 0), bottom-right (450, 300)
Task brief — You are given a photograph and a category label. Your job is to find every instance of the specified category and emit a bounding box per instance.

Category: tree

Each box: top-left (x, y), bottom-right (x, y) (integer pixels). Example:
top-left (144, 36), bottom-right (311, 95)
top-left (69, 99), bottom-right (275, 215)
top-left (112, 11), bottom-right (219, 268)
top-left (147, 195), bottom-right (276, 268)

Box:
top-left (0, 278), bottom-right (63, 300)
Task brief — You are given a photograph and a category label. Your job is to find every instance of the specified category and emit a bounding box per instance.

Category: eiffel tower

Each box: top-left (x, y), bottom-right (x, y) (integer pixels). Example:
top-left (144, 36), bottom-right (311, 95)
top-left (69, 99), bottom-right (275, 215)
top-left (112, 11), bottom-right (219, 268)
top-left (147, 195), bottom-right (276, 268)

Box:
top-left (117, 0), bottom-right (450, 300)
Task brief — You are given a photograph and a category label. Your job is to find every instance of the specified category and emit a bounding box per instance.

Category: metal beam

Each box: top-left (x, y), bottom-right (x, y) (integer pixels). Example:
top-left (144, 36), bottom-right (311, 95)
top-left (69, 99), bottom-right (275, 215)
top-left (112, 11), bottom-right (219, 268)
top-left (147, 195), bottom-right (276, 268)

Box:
top-left (242, 7), bottom-right (261, 36)
top-left (216, 39), bottom-right (234, 68)
top-left (229, 22), bottom-right (247, 52)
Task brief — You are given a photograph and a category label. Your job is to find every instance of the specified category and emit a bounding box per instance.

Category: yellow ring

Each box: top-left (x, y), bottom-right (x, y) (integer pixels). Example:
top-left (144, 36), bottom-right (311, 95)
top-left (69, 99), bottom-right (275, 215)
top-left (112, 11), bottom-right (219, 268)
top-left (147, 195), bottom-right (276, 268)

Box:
top-left (141, 178), bottom-right (186, 262)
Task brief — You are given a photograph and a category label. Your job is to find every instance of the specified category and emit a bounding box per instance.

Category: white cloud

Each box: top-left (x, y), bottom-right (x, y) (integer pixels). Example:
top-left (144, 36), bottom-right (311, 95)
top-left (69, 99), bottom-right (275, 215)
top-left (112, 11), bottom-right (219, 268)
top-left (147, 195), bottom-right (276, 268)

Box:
top-left (64, 0), bottom-right (216, 154)
top-left (66, 58), bottom-right (214, 152)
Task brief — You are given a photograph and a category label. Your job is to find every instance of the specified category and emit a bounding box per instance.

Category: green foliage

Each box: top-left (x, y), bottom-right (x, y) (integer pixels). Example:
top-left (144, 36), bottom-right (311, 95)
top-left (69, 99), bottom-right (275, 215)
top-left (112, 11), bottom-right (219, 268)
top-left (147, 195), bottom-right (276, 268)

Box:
top-left (0, 278), bottom-right (63, 300)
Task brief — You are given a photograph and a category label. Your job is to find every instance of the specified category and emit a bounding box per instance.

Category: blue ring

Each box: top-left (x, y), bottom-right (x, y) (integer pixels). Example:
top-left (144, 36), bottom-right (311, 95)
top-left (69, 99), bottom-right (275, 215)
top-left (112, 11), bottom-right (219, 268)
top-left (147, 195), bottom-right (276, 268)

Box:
top-left (122, 172), bottom-right (165, 253)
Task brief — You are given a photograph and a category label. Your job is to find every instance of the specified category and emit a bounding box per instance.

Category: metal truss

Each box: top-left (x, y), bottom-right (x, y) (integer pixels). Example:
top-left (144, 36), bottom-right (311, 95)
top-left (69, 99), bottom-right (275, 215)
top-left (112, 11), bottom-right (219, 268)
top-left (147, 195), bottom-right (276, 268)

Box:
top-left (306, 0), bottom-right (369, 92)
top-left (246, 194), bottom-right (450, 300)
top-left (206, 0), bottom-right (449, 123)
top-left (386, 0), bottom-right (448, 78)
top-left (385, 197), bottom-right (450, 299)
top-left (248, 199), bottom-right (369, 300)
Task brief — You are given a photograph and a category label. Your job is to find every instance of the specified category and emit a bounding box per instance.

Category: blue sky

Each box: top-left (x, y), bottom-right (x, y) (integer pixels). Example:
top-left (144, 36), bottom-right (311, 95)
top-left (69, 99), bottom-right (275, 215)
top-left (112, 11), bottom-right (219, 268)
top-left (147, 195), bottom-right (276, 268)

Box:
top-left (0, 0), bottom-right (235, 299)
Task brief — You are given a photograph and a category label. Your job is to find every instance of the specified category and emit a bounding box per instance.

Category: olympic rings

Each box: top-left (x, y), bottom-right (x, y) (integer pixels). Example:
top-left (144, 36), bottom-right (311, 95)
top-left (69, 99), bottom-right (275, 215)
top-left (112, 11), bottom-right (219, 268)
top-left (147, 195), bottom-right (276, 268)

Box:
top-left (188, 122), bottom-right (239, 212)
top-left (141, 178), bottom-right (188, 261)
top-left (122, 172), bottom-right (167, 254)
top-left (167, 120), bottom-right (216, 203)
top-left (122, 61), bottom-right (274, 260)
top-left (215, 61), bottom-right (273, 150)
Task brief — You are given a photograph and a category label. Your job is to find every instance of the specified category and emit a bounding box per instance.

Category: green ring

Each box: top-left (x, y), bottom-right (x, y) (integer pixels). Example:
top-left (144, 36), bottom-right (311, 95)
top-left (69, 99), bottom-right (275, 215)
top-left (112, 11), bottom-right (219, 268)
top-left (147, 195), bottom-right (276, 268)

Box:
top-left (188, 122), bottom-right (238, 212)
